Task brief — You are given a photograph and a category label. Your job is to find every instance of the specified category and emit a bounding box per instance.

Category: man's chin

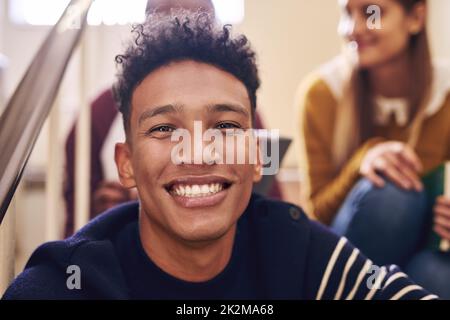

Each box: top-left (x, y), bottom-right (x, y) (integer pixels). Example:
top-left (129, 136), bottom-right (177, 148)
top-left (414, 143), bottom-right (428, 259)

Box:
top-left (140, 184), bottom-right (250, 243)
top-left (175, 223), bottom-right (234, 245)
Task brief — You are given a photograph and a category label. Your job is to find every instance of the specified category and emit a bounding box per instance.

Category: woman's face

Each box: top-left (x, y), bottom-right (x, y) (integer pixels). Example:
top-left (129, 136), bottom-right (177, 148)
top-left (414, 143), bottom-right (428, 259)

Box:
top-left (338, 0), bottom-right (425, 68)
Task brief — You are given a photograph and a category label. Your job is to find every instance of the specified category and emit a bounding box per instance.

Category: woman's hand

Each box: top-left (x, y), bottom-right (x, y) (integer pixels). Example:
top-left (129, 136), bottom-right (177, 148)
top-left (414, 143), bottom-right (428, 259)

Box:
top-left (434, 196), bottom-right (450, 242)
top-left (360, 141), bottom-right (423, 191)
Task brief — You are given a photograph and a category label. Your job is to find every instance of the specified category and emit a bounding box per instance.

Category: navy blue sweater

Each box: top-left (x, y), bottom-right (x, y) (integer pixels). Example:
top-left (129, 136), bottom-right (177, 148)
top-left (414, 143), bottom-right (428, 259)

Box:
top-left (2, 194), bottom-right (437, 300)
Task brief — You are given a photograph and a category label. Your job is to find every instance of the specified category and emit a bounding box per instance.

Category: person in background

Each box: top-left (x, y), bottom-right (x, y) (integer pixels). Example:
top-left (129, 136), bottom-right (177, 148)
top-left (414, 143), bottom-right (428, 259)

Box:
top-left (298, 0), bottom-right (450, 297)
top-left (63, 0), bottom-right (282, 238)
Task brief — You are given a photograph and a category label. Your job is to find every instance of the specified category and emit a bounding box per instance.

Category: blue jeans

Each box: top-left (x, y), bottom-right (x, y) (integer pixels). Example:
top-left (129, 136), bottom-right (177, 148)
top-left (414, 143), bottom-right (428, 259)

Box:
top-left (331, 178), bottom-right (450, 298)
top-left (405, 250), bottom-right (450, 298)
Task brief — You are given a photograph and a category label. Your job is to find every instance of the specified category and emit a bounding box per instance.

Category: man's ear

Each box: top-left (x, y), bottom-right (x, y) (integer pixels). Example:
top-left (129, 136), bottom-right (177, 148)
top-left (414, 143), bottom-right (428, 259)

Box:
top-left (115, 142), bottom-right (136, 188)
top-left (253, 138), bottom-right (263, 183)
top-left (407, 3), bottom-right (427, 35)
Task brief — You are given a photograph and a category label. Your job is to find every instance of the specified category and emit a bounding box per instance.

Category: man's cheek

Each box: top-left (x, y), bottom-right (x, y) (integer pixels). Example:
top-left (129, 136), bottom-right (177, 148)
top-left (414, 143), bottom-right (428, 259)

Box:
top-left (232, 164), bottom-right (256, 188)
top-left (131, 153), bottom-right (161, 185)
top-left (136, 142), bottom-right (174, 165)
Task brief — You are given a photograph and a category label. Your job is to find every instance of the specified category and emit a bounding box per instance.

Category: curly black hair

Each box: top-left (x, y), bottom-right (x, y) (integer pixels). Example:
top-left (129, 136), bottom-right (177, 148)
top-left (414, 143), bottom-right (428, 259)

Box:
top-left (113, 11), bottom-right (260, 134)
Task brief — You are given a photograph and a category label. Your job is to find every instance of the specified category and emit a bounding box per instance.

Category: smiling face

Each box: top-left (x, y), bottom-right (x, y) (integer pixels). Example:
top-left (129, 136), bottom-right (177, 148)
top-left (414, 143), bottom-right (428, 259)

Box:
top-left (115, 60), bottom-right (261, 243)
top-left (338, 0), bottom-right (426, 68)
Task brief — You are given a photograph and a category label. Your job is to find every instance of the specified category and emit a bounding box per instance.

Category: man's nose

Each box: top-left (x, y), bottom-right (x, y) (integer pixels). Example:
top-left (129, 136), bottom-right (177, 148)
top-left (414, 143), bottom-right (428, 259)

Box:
top-left (176, 121), bottom-right (223, 165)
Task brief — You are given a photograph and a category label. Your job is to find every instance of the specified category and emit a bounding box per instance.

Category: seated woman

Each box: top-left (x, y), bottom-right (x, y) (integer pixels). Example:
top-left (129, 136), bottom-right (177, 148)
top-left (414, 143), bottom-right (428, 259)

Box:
top-left (297, 0), bottom-right (450, 297)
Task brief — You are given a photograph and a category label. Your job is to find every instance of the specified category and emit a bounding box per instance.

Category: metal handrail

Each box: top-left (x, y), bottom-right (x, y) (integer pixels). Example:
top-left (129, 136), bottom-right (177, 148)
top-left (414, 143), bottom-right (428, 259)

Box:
top-left (0, 0), bottom-right (94, 224)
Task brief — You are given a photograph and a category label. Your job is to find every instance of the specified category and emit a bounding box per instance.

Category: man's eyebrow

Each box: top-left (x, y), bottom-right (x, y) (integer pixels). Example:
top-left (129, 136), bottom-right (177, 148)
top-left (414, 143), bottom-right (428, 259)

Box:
top-left (207, 103), bottom-right (250, 118)
top-left (138, 104), bottom-right (182, 126)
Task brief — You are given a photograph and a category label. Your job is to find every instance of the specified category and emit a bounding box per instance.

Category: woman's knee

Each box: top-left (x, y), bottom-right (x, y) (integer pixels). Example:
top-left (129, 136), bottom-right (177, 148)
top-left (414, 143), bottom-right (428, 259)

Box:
top-left (351, 177), bottom-right (427, 229)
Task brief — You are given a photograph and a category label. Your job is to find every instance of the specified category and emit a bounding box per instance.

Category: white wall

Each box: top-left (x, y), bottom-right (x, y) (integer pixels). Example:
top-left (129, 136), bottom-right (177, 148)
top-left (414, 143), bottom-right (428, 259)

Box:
top-left (429, 0), bottom-right (450, 60)
top-left (237, 0), bottom-right (341, 167)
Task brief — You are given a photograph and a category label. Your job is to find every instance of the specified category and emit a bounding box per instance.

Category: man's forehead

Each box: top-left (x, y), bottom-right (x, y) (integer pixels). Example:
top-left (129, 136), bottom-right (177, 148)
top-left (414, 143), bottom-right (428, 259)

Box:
top-left (138, 102), bottom-right (250, 122)
top-left (131, 61), bottom-right (251, 111)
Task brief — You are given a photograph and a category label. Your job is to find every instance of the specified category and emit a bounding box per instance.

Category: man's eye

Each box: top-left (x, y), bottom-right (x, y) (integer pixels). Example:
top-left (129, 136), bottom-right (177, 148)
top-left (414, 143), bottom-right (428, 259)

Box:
top-left (151, 125), bottom-right (175, 133)
top-left (145, 125), bottom-right (176, 138)
top-left (216, 122), bottom-right (241, 130)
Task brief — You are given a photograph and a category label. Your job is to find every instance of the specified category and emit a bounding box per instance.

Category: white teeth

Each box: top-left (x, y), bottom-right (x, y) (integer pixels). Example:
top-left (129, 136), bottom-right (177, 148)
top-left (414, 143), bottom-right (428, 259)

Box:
top-left (201, 185), bottom-right (209, 193)
top-left (192, 185), bottom-right (201, 194)
top-left (171, 183), bottom-right (225, 197)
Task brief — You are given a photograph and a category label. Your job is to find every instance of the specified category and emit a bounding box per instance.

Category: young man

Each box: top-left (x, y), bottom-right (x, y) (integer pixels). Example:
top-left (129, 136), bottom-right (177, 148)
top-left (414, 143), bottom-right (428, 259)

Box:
top-left (63, 0), bottom-right (282, 237)
top-left (3, 12), bottom-right (437, 300)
